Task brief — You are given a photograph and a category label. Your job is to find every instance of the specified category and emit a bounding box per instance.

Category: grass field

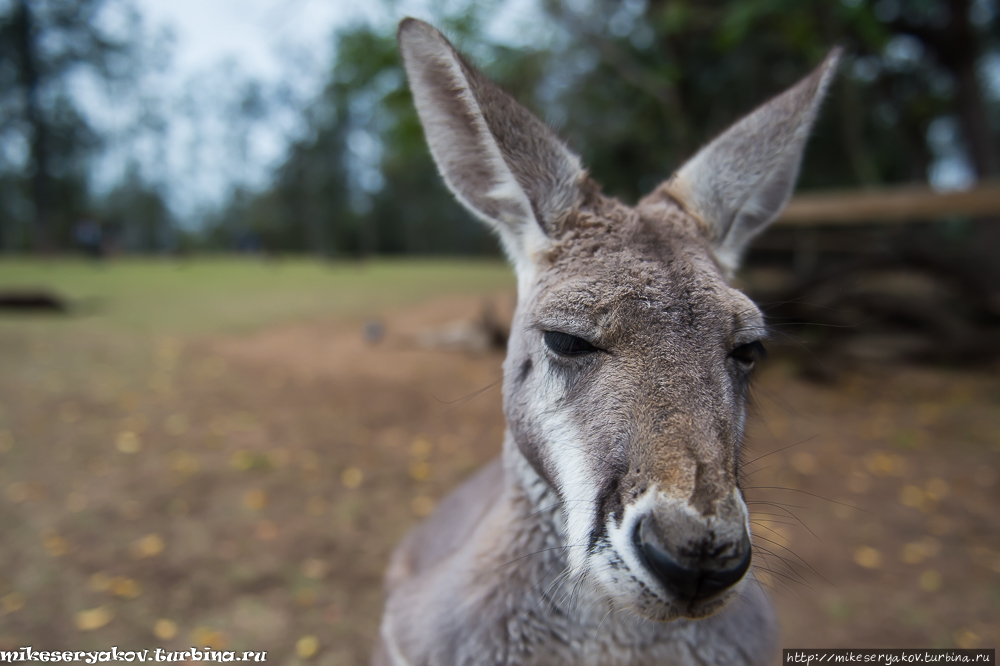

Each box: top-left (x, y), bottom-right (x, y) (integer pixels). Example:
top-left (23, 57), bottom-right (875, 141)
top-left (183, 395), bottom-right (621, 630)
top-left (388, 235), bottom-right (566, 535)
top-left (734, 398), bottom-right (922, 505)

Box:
top-left (0, 257), bottom-right (998, 663)
top-left (0, 257), bottom-right (514, 334)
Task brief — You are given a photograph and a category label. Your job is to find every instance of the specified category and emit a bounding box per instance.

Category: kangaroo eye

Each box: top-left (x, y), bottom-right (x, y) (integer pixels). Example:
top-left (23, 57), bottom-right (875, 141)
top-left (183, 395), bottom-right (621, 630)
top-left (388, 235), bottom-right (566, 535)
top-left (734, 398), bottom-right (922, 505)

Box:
top-left (543, 331), bottom-right (599, 356)
top-left (729, 341), bottom-right (766, 369)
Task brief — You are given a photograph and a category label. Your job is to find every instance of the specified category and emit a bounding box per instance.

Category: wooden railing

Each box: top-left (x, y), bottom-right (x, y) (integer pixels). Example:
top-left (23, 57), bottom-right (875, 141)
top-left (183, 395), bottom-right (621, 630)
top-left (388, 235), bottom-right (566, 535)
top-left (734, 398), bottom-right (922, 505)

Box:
top-left (777, 181), bottom-right (1000, 226)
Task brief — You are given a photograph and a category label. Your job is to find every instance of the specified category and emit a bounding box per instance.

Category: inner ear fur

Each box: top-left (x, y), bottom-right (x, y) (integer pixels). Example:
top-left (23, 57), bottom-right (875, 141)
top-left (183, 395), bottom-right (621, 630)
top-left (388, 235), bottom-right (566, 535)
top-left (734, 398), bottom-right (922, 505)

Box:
top-left (647, 49), bottom-right (841, 275)
top-left (397, 18), bottom-right (586, 267)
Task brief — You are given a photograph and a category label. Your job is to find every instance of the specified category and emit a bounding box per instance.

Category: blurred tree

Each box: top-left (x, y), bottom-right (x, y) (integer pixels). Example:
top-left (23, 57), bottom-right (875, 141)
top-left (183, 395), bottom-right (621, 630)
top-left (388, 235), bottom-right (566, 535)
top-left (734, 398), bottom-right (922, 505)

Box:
top-left (219, 8), bottom-right (515, 256)
top-left (886, 0), bottom-right (997, 176)
top-left (99, 164), bottom-right (174, 253)
top-left (541, 0), bottom-right (998, 197)
top-left (0, 0), bottom-right (135, 252)
top-left (220, 0), bottom-right (999, 256)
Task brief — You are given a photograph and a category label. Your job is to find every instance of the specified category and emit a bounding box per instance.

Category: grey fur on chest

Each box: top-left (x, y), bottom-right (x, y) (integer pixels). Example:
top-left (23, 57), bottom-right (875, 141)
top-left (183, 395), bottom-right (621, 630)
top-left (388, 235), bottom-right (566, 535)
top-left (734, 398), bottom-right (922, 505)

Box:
top-left (377, 447), bottom-right (777, 666)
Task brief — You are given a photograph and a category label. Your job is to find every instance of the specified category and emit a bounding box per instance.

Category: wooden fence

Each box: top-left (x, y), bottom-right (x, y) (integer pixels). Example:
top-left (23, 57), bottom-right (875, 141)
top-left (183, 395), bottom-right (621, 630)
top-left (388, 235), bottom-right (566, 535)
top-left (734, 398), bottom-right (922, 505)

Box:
top-left (777, 181), bottom-right (1000, 226)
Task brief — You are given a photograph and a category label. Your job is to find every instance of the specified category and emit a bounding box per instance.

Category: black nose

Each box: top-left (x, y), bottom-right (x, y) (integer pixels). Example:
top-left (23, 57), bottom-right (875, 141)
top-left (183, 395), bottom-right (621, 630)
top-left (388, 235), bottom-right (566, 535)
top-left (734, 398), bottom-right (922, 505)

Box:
top-left (634, 520), bottom-right (752, 603)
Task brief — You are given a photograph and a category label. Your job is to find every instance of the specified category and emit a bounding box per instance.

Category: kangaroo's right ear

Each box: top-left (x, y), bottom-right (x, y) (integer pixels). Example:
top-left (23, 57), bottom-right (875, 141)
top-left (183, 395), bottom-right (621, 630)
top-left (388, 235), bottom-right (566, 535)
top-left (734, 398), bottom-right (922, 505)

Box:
top-left (397, 18), bottom-right (585, 273)
top-left (652, 49), bottom-right (840, 277)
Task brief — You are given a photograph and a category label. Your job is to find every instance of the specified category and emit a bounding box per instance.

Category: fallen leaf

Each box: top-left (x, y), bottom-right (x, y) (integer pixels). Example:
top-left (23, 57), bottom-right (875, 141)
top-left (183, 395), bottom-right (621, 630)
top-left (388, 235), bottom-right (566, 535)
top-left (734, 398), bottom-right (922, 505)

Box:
top-left (44, 534), bottom-right (68, 557)
top-left (864, 451), bottom-right (901, 476)
top-left (243, 489), bottom-right (267, 511)
top-left (341, 467), bottom-right (363, 489)
top-left (116, 431), bottom-right (141, 454)
top-left (408, 462), bottom-right (431, 482)
top-left (170, 451), bottom-right (199, 475)
top-left (153, 619), bottom-right (178, 641)
top-left (954, 628), bottom-right (979, 649)
top-left (853, 546), bottom-right (881, 569)
top-left (111, 577), bottom-right (142, 599)
top-left (191, 627), bottom-right (227, 649)
top-left (410, 439), bottom-right (432, 459)
top-left (75, 606), bottom-right (113, 631)
top-left (132, 533), bottom-right (165, 559)
top-left (296, 635), bottom-right (319, 659)
top-left (1, 591), bottom-right (25, 615)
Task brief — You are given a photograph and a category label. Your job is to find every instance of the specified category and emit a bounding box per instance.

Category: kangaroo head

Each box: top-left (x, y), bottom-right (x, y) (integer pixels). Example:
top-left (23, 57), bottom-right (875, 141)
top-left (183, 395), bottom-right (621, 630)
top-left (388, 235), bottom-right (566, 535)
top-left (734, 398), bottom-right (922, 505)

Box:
top-left (398, 18), bottom-right (837, 622)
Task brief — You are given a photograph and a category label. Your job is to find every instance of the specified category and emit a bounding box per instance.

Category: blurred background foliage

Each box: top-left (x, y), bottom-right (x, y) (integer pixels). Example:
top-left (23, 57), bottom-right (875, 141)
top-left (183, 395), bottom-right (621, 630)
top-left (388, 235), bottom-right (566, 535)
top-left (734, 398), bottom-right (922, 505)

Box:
top-left (1, 0), bottom-right (999, 256)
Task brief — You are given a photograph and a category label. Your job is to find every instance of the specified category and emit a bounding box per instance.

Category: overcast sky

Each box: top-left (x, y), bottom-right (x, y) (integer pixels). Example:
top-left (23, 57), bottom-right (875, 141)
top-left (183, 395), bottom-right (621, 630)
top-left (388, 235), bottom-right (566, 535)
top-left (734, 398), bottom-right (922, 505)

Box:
top-left (90, 0), bottom-right (542, 221)
top-left (95, 0), bottom-right (371, 219)
top-left (135, 0), bottom-right (359, 82)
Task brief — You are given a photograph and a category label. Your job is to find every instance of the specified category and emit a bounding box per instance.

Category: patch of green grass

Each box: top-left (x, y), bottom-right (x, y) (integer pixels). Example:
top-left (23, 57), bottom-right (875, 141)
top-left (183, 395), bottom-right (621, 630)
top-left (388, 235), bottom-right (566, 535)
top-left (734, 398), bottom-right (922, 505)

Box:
top-left (0, 256), bottom-right (514, 336)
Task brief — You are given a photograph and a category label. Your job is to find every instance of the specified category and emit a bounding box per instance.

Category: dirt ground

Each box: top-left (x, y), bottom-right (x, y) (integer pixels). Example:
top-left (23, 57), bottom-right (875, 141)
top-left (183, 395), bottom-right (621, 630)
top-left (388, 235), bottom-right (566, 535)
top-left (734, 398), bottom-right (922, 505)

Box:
top-left (0, 291), bottom-right (998, 663)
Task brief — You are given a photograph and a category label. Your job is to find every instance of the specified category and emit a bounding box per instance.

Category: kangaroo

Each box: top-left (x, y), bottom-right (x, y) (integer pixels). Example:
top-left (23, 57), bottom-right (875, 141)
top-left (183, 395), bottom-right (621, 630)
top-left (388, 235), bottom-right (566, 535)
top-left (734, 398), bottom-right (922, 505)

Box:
top-left (376, 18), bottom-right (838, 666)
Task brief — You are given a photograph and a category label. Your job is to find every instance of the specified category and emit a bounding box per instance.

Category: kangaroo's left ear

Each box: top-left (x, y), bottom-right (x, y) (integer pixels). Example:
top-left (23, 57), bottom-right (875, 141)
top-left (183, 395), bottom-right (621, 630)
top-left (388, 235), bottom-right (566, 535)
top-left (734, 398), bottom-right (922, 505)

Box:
top-left (397, 18), bottom-right (586, 279)
top-left (651, 49), bottom-right (840, 275)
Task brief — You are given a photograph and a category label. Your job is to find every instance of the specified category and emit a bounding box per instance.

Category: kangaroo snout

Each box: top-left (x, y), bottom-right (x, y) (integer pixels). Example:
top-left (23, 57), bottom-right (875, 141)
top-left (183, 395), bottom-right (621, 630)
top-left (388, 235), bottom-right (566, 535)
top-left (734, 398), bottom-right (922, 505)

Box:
top-left (632, 496), bottom-right (752, 605)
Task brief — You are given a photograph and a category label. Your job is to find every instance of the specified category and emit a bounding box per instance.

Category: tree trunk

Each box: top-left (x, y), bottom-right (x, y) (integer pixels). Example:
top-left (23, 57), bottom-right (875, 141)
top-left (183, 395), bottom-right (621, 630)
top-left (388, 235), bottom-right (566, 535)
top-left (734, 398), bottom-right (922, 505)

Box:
top-left (942, 0), bottom-right (995, 178)
top-left (941, 0), bottom-right (1000, 291)
top-left (12, 0), bottom-right (53, 253)
top-left (955, 59), bottom-right (996, 178)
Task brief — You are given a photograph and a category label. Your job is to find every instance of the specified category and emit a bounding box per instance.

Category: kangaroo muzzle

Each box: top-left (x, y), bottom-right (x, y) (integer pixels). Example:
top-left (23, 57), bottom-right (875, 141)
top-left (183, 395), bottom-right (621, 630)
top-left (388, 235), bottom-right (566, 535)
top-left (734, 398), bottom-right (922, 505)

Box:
top-left (635, 517), bottom-right (751, 603)
top-left (632, 492), bottom-right (751, 605)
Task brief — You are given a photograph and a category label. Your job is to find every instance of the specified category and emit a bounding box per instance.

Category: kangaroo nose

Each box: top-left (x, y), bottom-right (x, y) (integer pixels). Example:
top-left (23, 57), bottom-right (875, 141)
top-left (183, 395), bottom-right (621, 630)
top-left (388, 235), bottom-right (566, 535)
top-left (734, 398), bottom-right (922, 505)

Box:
top-left (634, 517), bottom-right (752, 603)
